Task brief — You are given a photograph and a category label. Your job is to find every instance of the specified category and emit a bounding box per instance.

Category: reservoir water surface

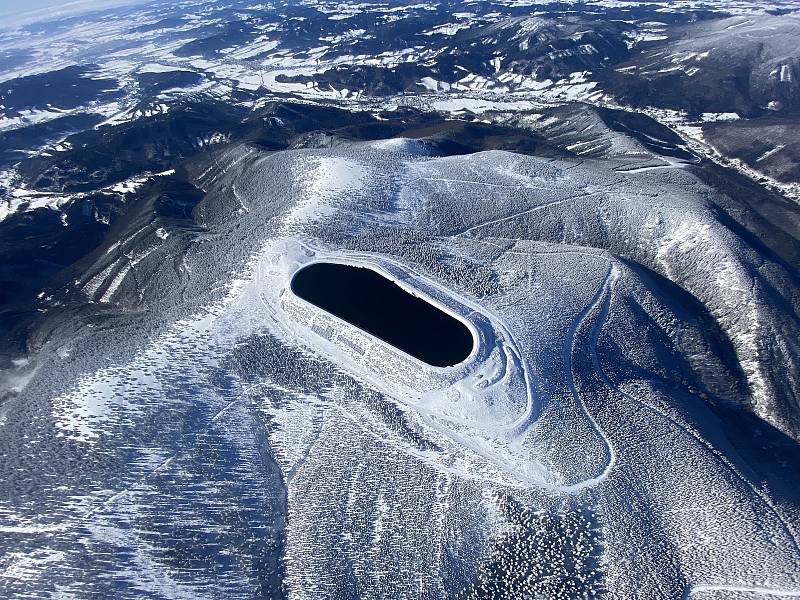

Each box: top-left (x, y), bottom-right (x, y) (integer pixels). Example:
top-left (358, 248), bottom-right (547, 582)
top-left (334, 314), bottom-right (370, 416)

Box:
top-left (290, 262), bottom-right (474, 367)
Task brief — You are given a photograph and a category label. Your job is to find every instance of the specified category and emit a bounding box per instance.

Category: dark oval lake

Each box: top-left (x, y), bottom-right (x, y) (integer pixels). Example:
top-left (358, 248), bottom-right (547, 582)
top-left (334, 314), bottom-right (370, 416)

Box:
top-left (290, 262), bottom-right (474, 368)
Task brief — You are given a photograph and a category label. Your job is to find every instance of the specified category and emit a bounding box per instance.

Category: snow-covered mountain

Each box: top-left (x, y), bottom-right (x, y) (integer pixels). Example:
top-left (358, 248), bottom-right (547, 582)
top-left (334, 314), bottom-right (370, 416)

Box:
top-left (1, 1), bottom-right (800, 598)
